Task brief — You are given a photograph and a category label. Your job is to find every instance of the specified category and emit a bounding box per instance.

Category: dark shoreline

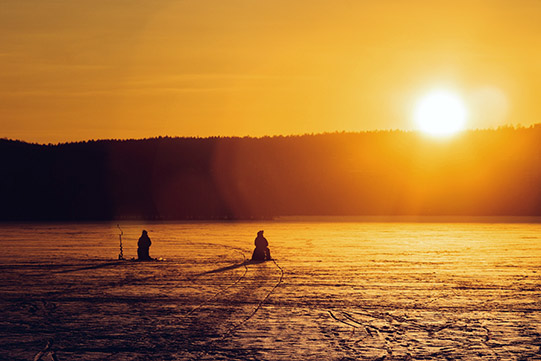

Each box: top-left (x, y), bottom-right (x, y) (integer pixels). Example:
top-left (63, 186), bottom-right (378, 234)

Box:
top-left (1, 215), bottom-right (540, 225)
top-left (2, 126), bottom-right (541, 221)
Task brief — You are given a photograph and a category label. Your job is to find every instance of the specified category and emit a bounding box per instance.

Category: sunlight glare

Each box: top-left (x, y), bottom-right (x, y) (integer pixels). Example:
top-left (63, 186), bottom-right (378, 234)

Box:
top-left (414, 90), bottom-right (468, 136)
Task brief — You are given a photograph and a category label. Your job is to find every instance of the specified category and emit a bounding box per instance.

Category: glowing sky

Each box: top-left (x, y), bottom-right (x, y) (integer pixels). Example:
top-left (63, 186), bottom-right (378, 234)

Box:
top-left (1, 0), bottom-right (540, 142)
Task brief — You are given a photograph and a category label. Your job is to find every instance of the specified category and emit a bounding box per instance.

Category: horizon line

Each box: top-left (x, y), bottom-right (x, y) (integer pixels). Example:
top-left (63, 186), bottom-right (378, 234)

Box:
top-left (2, 123), bottom-right (540, 146)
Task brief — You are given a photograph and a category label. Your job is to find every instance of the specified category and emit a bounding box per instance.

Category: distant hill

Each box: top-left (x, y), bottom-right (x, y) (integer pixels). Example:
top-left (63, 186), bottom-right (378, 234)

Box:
top-left (1, 126), bottom-right (540, 221)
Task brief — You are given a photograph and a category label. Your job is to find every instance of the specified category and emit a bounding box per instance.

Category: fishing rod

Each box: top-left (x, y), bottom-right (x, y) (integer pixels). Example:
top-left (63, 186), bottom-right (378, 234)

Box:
top-left (117, 224), bottom-right (124, 260)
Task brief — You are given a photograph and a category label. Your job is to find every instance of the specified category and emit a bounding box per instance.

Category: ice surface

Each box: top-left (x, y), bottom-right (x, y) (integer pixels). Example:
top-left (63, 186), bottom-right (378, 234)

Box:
top-left (0, 221), bottom-right (540, 360)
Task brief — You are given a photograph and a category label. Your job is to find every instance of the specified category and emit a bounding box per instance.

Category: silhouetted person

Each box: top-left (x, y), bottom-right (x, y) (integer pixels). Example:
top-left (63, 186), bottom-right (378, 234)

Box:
top-left (252, 230), bottom-right (271, 261)
top-left (137, 230), bottom-right (152, 261)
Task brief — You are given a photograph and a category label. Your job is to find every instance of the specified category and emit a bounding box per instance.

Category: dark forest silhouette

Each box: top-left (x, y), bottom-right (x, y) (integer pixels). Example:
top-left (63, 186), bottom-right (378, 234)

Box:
top-left (1, 125), bottom-right (540, 221)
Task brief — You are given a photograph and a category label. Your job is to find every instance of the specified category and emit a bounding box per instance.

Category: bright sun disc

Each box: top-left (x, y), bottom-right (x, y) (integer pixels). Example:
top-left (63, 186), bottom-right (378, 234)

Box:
top-left (414, 90), bottom-right (468, 136)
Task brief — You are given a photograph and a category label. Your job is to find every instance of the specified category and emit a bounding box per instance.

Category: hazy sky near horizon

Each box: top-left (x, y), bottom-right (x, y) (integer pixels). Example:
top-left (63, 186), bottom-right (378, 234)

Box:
top-left (1, 0), bottom-right (540, 143)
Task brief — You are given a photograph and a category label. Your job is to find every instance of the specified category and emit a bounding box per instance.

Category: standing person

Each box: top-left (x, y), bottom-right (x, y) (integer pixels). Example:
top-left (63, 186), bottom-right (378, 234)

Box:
top-left (252, 230), bottom-right (271, 261)
top-left (137, 230), bottom-right (152, 261)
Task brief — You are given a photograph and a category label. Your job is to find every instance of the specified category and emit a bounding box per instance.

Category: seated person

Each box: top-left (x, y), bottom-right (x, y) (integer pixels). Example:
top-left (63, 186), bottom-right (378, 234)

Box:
top-left (137, 230), bottom-right (152, 261)
top-left (251, 230), bottom-right (271, 261)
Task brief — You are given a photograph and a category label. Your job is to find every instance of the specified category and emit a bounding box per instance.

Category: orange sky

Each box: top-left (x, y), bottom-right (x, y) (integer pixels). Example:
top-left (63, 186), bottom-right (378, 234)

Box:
top-left (1, 0), bottom-right (540, 143)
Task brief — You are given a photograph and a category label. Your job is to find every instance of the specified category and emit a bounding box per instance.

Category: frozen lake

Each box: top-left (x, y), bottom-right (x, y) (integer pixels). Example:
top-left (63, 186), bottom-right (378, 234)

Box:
top-left (1, 220), bottom-right (540, 360)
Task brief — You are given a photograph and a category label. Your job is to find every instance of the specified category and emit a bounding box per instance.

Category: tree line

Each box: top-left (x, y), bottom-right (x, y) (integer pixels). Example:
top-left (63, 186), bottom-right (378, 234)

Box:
top-left (1, 126), bottom-right (540, 221)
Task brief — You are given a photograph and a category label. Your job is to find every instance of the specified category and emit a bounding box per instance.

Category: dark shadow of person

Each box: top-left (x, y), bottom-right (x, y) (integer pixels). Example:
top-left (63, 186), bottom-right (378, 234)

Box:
top-left (137, 230), bottom-right (153, 261)
top-left (251, 230), bottom-right (271, 261)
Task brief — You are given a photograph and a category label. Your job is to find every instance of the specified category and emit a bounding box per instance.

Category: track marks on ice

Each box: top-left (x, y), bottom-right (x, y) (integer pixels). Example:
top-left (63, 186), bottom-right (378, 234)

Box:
top-left (221, 259), bottom-right (284, 339)
top-left (324, 308), bottom-right (541, 360)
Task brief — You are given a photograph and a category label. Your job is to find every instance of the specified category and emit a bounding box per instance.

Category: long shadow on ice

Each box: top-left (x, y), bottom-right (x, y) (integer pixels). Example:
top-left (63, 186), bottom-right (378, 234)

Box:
top-left (52, 261), bottom-right (124, 274)
top-left (195, 260), bottom-right (266, 276)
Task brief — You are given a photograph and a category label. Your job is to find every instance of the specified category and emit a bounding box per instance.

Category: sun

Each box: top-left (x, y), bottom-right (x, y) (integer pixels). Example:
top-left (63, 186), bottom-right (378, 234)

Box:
top-left (414, 90), bottom-right (468, 136)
